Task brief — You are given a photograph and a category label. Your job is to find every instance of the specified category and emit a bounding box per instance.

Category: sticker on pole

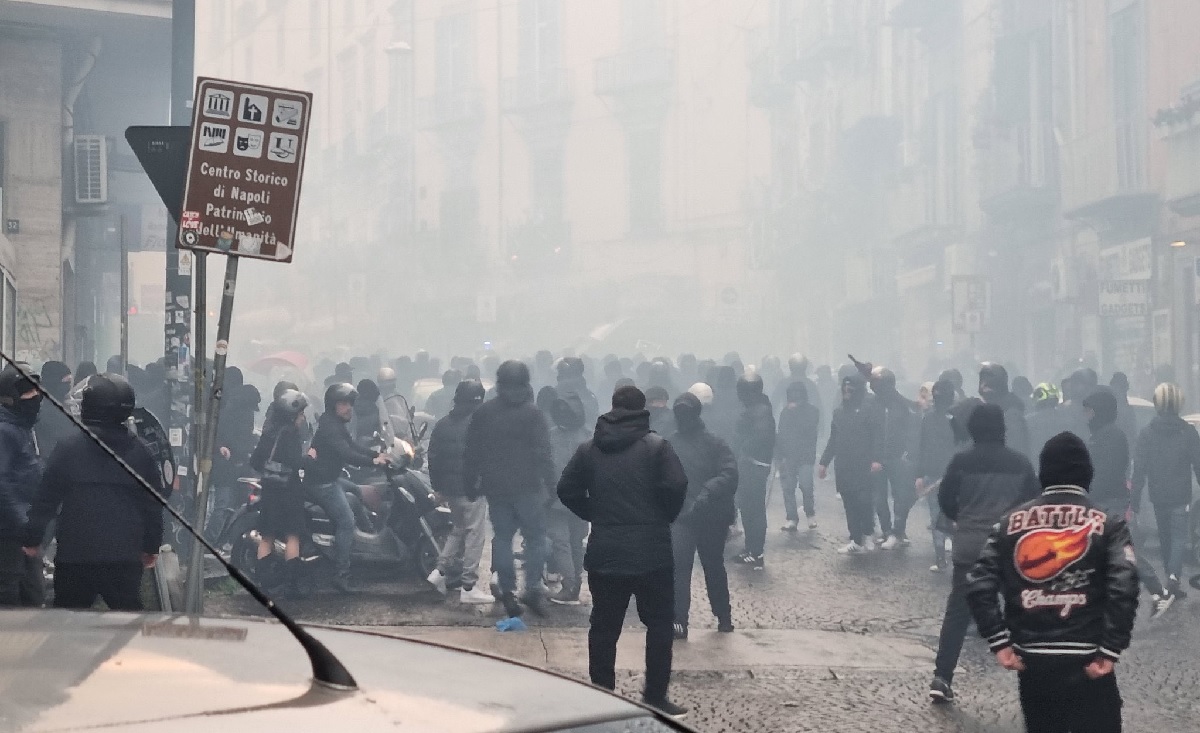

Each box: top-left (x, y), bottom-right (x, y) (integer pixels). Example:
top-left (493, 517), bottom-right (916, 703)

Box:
top-left (178, 77), bottom-right (312, 263)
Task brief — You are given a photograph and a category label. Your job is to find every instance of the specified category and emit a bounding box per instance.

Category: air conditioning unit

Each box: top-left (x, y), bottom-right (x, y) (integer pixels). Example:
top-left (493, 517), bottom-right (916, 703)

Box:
top-left (73, 135), bottom-right (108, 205)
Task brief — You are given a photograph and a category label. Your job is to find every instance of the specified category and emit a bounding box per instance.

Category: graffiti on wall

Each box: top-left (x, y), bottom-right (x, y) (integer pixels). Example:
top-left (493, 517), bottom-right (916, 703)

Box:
top-left (16, 297), bottom-right (59, 363)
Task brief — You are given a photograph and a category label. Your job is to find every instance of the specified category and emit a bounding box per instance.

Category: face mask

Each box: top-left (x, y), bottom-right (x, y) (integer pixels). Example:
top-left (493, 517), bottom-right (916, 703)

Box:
top-left (14, 394), bottom-right (42, 424)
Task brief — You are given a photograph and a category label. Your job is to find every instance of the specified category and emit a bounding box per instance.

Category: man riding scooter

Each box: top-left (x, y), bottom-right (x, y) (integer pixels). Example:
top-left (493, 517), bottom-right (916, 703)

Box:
top-left (307, 383), bottom-right (390, 592)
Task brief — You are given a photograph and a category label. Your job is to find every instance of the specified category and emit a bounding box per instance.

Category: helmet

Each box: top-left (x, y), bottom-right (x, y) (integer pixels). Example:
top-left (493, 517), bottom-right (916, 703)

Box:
top-left (81, 373), bottom-right (136, 424)
top-left (496, 360), bottom-right (531, 387)
top-left (788, 354), bottom-right (810, 376)
top-left (687, 382), bottom-right (714, 406)
top-left (324, 382), bottom-right (358, 413)
top-left (1032, 382), bottom-right (1061, 407)
top-left (377, 367), bottom-right (396, 383)
top-left (272, 380), bottom-right (299, 401)
top-left (273, 388), bottom-right (308, 418)
top-left (736, 373), bottom-right (764, 402)
top-left (0, 363), bottom-right (38, 405)
top-left (1153, 383), bottom-right (1185, 415)
top-left (556, 356), bottom-right (585, 378)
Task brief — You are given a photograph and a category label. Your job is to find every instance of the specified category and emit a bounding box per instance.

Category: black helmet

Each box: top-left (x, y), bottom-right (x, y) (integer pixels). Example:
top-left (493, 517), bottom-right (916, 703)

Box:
top-left (454, 379), bottom-right (485, 405)
top-left (324, 382), bottom-right (358, 413)
top-left (0, 363), bottom-right (38, 405)
top-left (81, 373), bottom-right (136, 424)
top-left (496, 360), bottom-right (531, 387)
top-left (272, 380), bottom-right (300, 401)
top-left (273, 388), bottom-right (308, 418)
top-left (556, 356), bottom-right (585, 379)
top-left (870, 366), bottom-right (896, 393)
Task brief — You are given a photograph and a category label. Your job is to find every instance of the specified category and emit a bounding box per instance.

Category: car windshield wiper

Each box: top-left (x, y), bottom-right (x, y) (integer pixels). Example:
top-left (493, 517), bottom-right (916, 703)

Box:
top-left (1, 352), bottom-right (357, 690)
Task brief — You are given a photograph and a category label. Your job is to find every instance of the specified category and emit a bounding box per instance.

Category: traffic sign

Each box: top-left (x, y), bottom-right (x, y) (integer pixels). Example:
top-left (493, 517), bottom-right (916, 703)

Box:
top-left (178, 77), bottom-right (312, 263)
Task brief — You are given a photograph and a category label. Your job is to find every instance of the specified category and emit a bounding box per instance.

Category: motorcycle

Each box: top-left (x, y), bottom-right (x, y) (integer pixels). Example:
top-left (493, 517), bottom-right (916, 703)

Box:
top-left (216, 438), bottom-right (451, 580)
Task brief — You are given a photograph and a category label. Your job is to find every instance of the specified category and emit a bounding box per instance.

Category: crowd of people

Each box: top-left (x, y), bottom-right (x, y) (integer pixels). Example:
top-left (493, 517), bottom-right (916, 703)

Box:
top-left (0, 346), bottom-right (1185, 727)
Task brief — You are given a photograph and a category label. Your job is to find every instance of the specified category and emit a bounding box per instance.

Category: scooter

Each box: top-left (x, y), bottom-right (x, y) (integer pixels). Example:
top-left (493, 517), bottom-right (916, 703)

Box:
top-left (216, 439), bottom-right (451, 581)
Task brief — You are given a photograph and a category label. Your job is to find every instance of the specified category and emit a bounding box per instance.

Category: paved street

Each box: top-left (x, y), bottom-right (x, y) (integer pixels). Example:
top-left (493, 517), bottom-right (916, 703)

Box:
top-left (208, 477), bottom-right (1200, 732)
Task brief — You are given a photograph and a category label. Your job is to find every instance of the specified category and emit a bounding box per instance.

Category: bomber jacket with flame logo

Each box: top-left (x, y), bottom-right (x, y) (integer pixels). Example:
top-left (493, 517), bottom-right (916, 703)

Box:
top-left (964, 486), bottom-right (1139, 663)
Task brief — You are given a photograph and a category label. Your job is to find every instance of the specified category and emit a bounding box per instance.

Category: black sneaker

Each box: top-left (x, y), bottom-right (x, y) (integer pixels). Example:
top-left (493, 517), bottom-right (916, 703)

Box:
top-left (331, 573), bottom-right (356, 594)
top-left (493, 582), bottom-right (524, 618)
top-left (717, 618), bottom-right (734, 633)
top-left (549, 585), bottom-right (582, 606)
top-left (644, 698), bottom-right (688, 718)
top-left (673, 622), bottom-right (688, 640)
top-left (750, 555), bottom-right (764, 571)
top-left (929, 676), bottom-right (955, 704)
top-left (1169, 575), bottom-right (1188, 600)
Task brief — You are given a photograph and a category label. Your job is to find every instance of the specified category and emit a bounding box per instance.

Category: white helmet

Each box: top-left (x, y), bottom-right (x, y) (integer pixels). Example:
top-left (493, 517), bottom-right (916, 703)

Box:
top-left (378, 367), bottom-right (396, 383)
top-left (687, 382), bottom-right (714, 406)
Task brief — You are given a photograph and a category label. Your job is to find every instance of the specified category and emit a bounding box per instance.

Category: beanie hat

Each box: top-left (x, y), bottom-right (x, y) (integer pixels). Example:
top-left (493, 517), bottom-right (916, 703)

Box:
top-left (1039, 431), bottom-right (1094, 490)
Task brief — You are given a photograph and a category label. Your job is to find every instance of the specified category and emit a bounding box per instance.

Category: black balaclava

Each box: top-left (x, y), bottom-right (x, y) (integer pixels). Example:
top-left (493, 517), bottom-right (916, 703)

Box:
top-left (673, 392), bottom-right (703, 434)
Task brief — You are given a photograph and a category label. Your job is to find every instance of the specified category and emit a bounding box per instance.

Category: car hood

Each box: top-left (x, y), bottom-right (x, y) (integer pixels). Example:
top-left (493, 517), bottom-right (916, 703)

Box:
top-left (0, 609), bottom-right (655, 733)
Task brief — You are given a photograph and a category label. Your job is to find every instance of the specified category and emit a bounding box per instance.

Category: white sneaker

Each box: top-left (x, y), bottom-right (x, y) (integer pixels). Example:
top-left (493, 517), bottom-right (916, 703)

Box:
top-left (930, 563), bottom-right (946, 573)
top-left (460, 585), bottom-right (496, 604)
top-left (426, 568), bottom-right (448, 595)
top-left (807, 518), bottom-right (819, 530)
top-left (837, 541), bottom-right (866, 555)
top-left (873, 533), bottom-right (885, 545)
top-left (880, 536), bottom-right (899, 551)
top-left (781, 519), bottom-right (799, 532)
top-left (1151, 593), bottom-right (1175, 619)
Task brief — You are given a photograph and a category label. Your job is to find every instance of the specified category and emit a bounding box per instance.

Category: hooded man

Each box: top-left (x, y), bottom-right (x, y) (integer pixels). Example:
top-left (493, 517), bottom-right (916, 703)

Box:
top-left (773, 355), bottom-right (822, 421)
top-left (966, 432), bottom-right (1138, 733)
top-left (1027, 383), bottom-right (1065, 462)
top-left (645, 386), bottom-right (675, 437)
top-left (916, 379), bottom-right (958, 572)
top-left (22, 374), bottom-right (163, 611)
top-left (732, 374), bottom-right (775, 570)
top-left (1130, 383), bottom-right (1200, 610)
top-left (0, 364), bottom-right (44, 607)
top-left (556, 386), bottom-right (689, 718)
top-left (929, 404), bottom-right (1040, 704)
top-left (978, 363), bottom-right (1030, 459)
top-left (35, 361), bottom-right (75, 459)
top-left (463, 361), bottom-right (556, 617)
top-left (1057, 373), bottom-right (1090, 441)
top-left (556, 357), bottom-right (600, 430)
top-left (426, 380), bottom-right (494, 605)
top-left (869, 366), bottom-right (918, 549)
top-left (669, 392), bottom-right (737, 640)
top-left (819, 374), bottom-right (883, 554)
top-left (546, 392), bottom-right (591, 606)
top-left (706, 366), bottom-right (740, 450)
top-left (776, 380), bottom-right (820, 531)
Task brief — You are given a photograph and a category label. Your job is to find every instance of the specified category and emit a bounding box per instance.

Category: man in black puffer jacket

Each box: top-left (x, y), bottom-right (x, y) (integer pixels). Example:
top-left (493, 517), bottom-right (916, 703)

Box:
top-left (669, 392), bottom-right (738, 640)
top-left (22, 374), bottom-right (162, 610)
top-left (929, 403), bottom-right (1040, 704)
top-left (0, 364), bottom-right (45, 607)
top-left (733, 374), bottom-right (775, 570)
top-left (966, 432), bottom-right (1138, 733)
top-left (464, 361), bottom-right (556, 616)
top-left (426, 380), bottom-right (493, 604)
top-left (557, 386), bottom-right (688, 718)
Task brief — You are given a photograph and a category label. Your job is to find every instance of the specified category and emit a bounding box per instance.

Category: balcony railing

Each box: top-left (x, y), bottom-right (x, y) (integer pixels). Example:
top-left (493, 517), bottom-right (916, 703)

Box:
top-left (416, 87), bottom-right (485, 129)
top-left (595, 47), bottom-right (674, 97)
top-left (502, 68), bottom-right (572, 112)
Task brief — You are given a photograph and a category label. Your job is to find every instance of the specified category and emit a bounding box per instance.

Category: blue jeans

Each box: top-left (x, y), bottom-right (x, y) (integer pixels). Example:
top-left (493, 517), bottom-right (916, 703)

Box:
top-left (1153, 503), bottom-right (1189, 584)
top-left (307, 478), bottom-right (356, 576)
top-left (489, 494), bottom-right (547, 595)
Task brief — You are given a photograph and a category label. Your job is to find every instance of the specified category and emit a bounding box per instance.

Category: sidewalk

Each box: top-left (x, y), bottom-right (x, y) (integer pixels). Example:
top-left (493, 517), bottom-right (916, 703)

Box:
top-left (359, 625), bottom-right (933, 673)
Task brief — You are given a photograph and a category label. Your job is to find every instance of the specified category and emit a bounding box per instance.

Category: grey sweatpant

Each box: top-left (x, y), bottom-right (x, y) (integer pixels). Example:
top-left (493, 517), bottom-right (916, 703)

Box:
top-left (437, 496), bottom-right (488, 588)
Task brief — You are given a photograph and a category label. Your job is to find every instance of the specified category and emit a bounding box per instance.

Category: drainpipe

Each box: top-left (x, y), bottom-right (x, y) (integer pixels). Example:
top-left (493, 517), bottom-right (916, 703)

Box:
top-left (60, 36), bottom-right (102, 363)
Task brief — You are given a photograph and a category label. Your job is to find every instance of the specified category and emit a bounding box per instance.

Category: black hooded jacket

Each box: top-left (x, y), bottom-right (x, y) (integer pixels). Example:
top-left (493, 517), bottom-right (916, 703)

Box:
top-left (557, 408), bottom-right (688, 575)
top-left (819, 377), bottom-right (881, 481)
top-left (1083, 390), bottom-right (1129, 505)
top-left (555, 374), bottom-right (600, 429)
top-left (875, 387), bottom-right (918, 464)
top-left (670, 399), bottom-right (738, 528)
top-left (776, 390), bottom-right (820, 466)
top-left (549, 393), bottom-right (590, 477)
top-left (987, 390), bottom-right (1030, 459)
top-left (427, 401), bottom-right (481, 498)
top-left (463, 380), bottom-right (555, 501)
top-left (938, 405), bottom-right (1041, 565)
top-left (1131, 413), bottom-right (1200, 508)
top-left (735, 392), bottom-right (776, 464)
top-left (307, 411), bottom-right (380, 486)
top-left (916, 402), bottom-right (958, 481)
top-left (22, 424), bottom-right (163, 563)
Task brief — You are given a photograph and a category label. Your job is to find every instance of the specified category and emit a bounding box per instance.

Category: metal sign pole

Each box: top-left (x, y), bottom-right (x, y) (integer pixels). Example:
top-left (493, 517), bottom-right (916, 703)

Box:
top-left (184, 254), bottom-right (238, 614)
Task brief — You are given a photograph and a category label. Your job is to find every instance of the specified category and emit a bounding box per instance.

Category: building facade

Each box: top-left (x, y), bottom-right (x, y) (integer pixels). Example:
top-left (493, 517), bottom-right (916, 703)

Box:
top-left (0, 0), bottom-right (172, 366)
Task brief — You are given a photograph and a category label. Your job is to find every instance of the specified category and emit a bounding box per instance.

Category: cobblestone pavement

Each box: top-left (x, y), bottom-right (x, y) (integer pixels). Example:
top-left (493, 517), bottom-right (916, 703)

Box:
top-left (208, 477), bottom-right (1200, 732)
